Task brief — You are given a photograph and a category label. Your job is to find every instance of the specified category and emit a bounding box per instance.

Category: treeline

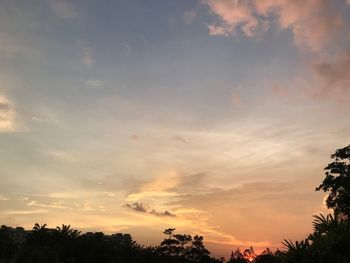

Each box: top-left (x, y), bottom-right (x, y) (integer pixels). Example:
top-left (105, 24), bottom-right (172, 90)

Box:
top-left (1, 215), bottom-right (350, 263)
top-left (0, 225), bottom-right (223, 263)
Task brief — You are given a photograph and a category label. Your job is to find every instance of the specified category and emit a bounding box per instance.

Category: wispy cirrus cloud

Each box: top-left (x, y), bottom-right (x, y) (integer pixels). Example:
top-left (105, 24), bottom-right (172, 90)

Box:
top-left (27, 200), bottom-right (71, 210)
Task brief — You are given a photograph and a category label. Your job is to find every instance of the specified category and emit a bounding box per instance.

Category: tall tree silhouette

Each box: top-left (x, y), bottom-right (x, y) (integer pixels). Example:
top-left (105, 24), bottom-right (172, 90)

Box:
top-left (187, 235), bottom-right (210, 262)
top-left (160, 228), bottom-right (179, 256)
top-left (173, 233), bottom-right (192, 257)
top-left (316, 144), bottom-right (350, 219)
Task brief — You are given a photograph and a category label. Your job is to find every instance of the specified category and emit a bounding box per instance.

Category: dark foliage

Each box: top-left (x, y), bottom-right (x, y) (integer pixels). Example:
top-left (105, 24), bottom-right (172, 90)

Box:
top-left (316, 144), bottom-right (350, 219)
top-left (0, 226), bottom-right (223, 263)
top-left (279, 144), bottom-right (350, 263)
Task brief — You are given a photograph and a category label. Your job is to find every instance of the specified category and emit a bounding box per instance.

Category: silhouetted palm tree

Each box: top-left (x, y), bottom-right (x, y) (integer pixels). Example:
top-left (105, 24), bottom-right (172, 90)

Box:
top-left (32, 223), bottom-right (47, 233)
top-left (56, 224), bottom-right (81, 238)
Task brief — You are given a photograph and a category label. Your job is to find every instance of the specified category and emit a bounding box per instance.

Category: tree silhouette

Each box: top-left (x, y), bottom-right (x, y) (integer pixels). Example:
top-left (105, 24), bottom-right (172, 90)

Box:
top-left (56, 224), bottom-right (81, 238)
top-left (0, 225), bottom-right (18, 261)
top-left (160, 228), bottom-right (180, 257)
top-left (173, 233), bottom-right (192, 257)
top-left (316, 144), bottom-right (350, 219)
top-left (255, 248), bottom-right (279, 263)
top-left (228, 248), bottom-right (247, 263)
top-left (32, 223), bottom-right (47, 233)
top-left (243, 246), bottom-right (256, 262)
top-left (187, 235), bottom-right (210, 262)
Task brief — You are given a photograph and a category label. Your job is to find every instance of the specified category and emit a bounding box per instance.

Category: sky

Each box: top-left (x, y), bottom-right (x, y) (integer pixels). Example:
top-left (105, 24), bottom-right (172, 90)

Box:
top-left (1, 0), bottom-right (350, 258)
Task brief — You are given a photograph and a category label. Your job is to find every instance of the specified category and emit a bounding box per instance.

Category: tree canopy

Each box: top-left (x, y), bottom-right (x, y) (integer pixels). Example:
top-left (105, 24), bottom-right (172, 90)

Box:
top-left (316, 144), bottom-right (350, 218)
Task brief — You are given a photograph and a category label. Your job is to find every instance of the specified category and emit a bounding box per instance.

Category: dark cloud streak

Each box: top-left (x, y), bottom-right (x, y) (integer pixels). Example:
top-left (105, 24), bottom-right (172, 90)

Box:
top-left (123, 202), bottom-right (176, 217)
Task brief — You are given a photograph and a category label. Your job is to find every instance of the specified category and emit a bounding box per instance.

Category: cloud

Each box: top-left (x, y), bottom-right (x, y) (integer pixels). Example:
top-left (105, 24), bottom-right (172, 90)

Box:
top-left (313, 51), bottom-right (350, 86)
top-left (123, 202), bottom-right (176, 217)
top-left (204, 0), bottom-right (264, 37)
top-left (124, 202), bottom-right (148, 213)
top-left (140, 170), bottom-right (180, 192)
top-left (203, 0), bottom-right (349, 100)
top-left (173, 135), bottom-right (188, 143)
top-left (31, 116), bottom-right (59, 124)
top-left (81, 203), bottom-right (106, 212)
top-left (203, 0), bottom-right (343, 51)
top-left (310, 51), bottom-right (350, 100)
top-left (208, 24), bottom-right (233, 36)
top-left (126, 172), bottom-right (208, 202)
top-left (150, 209), bottom-right (176, 217)
top-left (0, 95), bottom-right (15, 131)
top-left (27, 200), bottom-right (71, 209)
top-left (50, 0), bottom-right (79, 19)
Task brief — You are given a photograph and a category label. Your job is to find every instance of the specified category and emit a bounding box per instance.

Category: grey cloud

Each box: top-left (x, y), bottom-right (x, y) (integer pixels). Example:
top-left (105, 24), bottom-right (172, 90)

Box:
top-left (123, 202), bottom-right (147, 213)
top-left (173, 135), bottom-right (188, 144)
top-left (150, 209), bottom-right (176, 217)
top-left (123, 202), bottom-right (176, 217)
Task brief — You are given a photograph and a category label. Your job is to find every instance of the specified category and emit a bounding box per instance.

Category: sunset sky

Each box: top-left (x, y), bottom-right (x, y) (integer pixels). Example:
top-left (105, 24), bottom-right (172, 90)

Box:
top-left (1, 0), bottom-right (350, 257)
